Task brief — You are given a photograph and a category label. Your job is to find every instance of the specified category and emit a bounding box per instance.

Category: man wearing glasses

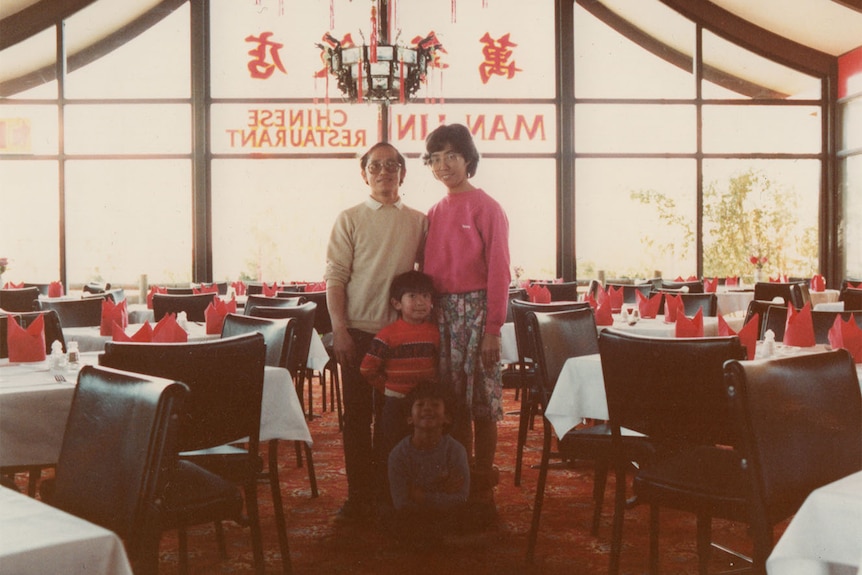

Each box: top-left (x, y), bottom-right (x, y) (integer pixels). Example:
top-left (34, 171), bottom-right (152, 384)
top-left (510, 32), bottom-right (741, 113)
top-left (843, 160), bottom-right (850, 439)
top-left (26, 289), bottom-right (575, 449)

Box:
top-left (325, 142), bottom-right (428, 522)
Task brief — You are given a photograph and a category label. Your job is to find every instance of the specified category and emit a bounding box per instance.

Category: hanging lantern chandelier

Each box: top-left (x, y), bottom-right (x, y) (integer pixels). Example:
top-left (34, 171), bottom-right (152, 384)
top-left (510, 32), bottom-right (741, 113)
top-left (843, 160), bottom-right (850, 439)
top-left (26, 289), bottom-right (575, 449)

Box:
top-left (317, 0), bottom-right (444, 104)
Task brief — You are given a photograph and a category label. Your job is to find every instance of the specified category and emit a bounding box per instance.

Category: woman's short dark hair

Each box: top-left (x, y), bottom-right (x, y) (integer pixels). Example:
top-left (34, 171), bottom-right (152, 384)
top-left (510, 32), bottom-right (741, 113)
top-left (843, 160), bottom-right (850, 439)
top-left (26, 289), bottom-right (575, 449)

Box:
top-left (390, 270), bottom-right (436, 302)
top-left (422, 124), bottom-right (480, 178)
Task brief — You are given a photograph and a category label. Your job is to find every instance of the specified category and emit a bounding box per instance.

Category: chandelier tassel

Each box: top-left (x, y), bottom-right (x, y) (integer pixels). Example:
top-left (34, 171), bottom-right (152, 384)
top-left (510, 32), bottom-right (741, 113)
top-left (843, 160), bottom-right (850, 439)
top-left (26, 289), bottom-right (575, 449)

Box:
top-left (399, 57), bottom-right (406, 103)
top-left (370, 5), bottom-right (379, 63)
top-left (357, 56), bottom-right (364, 102)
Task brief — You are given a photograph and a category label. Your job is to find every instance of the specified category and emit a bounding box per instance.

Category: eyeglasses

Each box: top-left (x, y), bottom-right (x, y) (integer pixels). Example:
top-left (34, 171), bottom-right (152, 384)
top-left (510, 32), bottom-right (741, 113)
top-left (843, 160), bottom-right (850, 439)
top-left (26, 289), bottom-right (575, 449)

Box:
top-left (427, 152), bottom-right (463, 167)
top-left (366, 160), bottom-right (402, 174)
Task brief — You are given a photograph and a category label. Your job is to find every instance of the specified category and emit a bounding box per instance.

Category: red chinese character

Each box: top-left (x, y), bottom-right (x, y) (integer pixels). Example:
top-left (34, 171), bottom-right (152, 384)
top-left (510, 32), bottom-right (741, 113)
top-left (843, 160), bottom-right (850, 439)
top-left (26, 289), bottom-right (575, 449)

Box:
top-left (478, 32), bottom-right (522, 84)
top-left (245, 31), bottom-right (287, 79)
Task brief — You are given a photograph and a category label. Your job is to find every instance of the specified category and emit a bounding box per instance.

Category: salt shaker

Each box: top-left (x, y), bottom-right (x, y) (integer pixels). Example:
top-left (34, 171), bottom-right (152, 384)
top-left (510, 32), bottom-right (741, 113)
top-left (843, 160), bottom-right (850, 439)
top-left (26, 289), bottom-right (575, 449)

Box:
top-left (762, 329), bottom-right (775, 358)
top-left (49, 340), bottom-right (67, 374)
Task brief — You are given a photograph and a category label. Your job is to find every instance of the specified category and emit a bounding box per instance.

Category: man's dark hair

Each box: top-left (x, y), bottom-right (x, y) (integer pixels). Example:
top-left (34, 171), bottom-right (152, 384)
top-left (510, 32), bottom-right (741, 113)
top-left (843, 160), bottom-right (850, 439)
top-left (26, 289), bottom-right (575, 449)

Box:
top-left (390, 270), bottom-right (435, 303)
top-left (422, 123), bottom-right (480, 178)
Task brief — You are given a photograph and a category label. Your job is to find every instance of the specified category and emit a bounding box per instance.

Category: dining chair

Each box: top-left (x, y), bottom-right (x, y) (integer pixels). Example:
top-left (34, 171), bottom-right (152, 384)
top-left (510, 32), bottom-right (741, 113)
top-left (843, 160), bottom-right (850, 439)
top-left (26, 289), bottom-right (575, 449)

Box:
top-left (509, 299), bottom-right (592, 486)
top-left (762, 305), bottom-right (789, 341)
top-left (605, 282), bottom-right (652, 304)
top-left (166, 286), bottom-right (195, 295)
top-left (193, 281), bottom-right (228, 295)
top-left (82, 282), bottom-right (110, 295)
top-left (655, 291), bottom-right (718, 317)
top-left (531, 280), bottom-right (580, 302)
top-left (99, 333), bottom-right (283, 575)
top-left (37, 296), bottom-right (103, 328)
top-left (46, 365), bottom-right (189, 575)
top-left (243, 294), bottom-right (305, 316)
top-left (21, 282), bottom-right (50, 296)
top-left (525, 308), bottom-right (650, 563)
top-left (299, 290), bottom-right (342, 430)
top-left (840, 286), bottom-right (862, 310)
top-left (724, 349), bottom-right (862, 571)
top-left (152, 292), bottom-right (217, 322)
top-left (0, 310), bottom-right (65, 359)
top-left (810, 310), bottom-right (862, 343)
top-left (599, 329), bottom-right (747, 575)
top-left (743, 300), bottom-right (783, 340)
top-left (753, 282), bottom-right (805, 308)
top-left (660, 279), bottom-right (705, 293)
top-left (249, 302), bottom-right (318, 419)
top-left (0, 286), bottom-right (40, 312)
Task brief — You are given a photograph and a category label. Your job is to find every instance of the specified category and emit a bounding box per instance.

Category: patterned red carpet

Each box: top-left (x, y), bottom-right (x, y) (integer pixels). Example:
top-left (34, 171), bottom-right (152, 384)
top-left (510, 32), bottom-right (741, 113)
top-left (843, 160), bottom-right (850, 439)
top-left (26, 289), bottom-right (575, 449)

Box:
top-left (25, 381), bottom-right (777, 574)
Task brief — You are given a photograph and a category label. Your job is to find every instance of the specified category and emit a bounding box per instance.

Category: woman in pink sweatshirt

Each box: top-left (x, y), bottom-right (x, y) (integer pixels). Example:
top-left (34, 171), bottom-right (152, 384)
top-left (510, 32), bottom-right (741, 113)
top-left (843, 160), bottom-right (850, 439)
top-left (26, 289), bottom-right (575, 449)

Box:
top-left (422, 123), bottom-right (511, 523)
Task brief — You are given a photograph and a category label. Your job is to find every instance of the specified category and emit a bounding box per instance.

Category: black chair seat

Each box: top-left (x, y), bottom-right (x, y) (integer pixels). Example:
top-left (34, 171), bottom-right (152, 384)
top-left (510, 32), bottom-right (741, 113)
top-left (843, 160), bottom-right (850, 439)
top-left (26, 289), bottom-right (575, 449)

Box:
top-left (180, 446), bottom-right (265, 484)
top-left (163, 460), bottom-right (244, 525)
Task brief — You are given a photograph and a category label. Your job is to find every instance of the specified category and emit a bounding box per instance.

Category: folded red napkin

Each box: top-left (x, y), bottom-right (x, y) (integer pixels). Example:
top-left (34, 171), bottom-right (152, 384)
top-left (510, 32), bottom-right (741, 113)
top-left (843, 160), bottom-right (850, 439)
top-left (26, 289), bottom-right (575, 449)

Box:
top-left (100, 299), bottom-right (128, 336)
top-left (526, 284), bottom-right (551, 304)
top-left (305, 280), bottom-right (327, 293)
top-left (205, 296), bottom-right (237, 334)
top-left (828, 314), bottom-right (862, 363)
top-left (7, 314), bottom-right (47, 362)
top-left (718, 313), bottom-right (758, 360)
top-left (635, 290), bottom-right (661, 319)
top-left (675, 308), bottom-right (703, 337)
top-left (146, 285), bottom-right (167, 309)
top-left (48, 281), bottom-right (64, 297)
top-left (585, 293), bottom-right (598, 310)
top-left (725, 276), bottom-right (739, 287)
top-left (783, 302), bottom-right (815, 347)
top-left (262, 282), bottom-right (279, 297)
top-left (686, 275), bottom-right (698, 281)
top-left (231, 280), bottom-right (247, 296)
top-left (704, 277), bottom-right (718, 293)
top-left (194, 284), bottom-right (219, 295)
top-left (112, 321), bottom-right (154, 342)
top-left (663, 293), bottom-right (684, 323)
top-left (810, 274), bottom-right (826, 292)
top-left (3, 282), bottom-right (24, 289)
top-left (674, 276), bottom-right (684, 282)
top-left (594, 298), bottom-right (613, 326)
top-left (607, 285), bottom-right (623, 312)
top-left (850, 282), bottom-right (862, 289)
top-left (769, 274), bottom-right (789, 283)
top-left (152, 313), bottom-right (188, 343)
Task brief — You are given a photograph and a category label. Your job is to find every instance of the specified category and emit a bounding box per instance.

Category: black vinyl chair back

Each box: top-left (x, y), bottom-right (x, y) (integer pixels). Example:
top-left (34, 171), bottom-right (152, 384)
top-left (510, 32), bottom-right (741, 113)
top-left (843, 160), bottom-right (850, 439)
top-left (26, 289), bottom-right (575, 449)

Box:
top-left (82, 282), bottom-right (110, 295)
top-left (656, 291), bottom-right (718, 317)
top-left (753, 281), bottom-right (806, 308)
top-left (52, 365), bottom-right (188, 571)
top-left (249, 302), bottom-right (317, 382)
top-left (724, 350), bottom-right (862, 566)
top-left (506, 288), bottom-right (527, 323)
top-left (166, 287), bottom-right (195, 295)
top-left (152, 292), bottom-right (216, 323)
top-left (38, 297), bottom-right (103, 328)
top-left (762, 305), bottom-right (789, 341)
top-left (221, 312), bottom-right (293, 369)
top-left (0, 310), bottom-right (65, 357)
top-left (810, 310), bottom-right (862, 344)
top-left (605, 283), bottom-right (652, 304)
top-left (532, 281), bottom-right (579, 302)
top-left (660, 279), bottom-right (704, 293)
top-left (100, 333), bottom-right (266, 453)
top-left (599, 329), bottom-right (746, 447)
top-left (192, 282), bottom-right (228, 295)
top-left (299, 291), bottom-right (331, 336)
top-left (840, 287), bottom-right (862, 310)
top-left (244, 294), bottom-right (305, 316)
top-left (511, 300), bottom-right (591, 367)
top-left (0, 286), bottom-right (40, 312)
top-left (22, 283), bottom-right (50, 296)
top-left (744, 300), bottom-right (784, 339)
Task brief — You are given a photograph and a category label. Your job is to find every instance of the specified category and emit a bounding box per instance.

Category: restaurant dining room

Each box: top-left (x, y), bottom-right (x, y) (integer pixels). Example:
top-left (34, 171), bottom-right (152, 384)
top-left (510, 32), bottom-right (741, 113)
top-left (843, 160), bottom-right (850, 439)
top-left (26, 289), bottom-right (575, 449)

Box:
top-left (1, 0), bottom-right (862, 574)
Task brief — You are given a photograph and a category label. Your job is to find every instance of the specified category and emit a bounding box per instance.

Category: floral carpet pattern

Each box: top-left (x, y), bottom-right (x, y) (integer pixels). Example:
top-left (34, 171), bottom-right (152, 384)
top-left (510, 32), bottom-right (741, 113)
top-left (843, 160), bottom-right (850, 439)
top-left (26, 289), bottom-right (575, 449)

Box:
top-left (23, 380), bottom-right (776, 574)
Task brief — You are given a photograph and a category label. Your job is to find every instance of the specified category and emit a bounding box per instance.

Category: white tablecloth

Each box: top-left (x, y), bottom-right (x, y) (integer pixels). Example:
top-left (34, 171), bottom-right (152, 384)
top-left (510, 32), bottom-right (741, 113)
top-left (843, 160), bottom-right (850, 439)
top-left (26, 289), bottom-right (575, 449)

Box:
top-left (0, 486), bottom-right (133, 575)
top-left (0, 356), bottom-right (311, 468)
top-left (600, 314), bottom-right (745, 338)
top-left (810, 289), bottom-right (841, 308)
top-left (716, 289), bottom-right (755, 316)
top-left (501, 322), bottom-right (518, 364)
top-left (767, 470), bottom-right (862, 575)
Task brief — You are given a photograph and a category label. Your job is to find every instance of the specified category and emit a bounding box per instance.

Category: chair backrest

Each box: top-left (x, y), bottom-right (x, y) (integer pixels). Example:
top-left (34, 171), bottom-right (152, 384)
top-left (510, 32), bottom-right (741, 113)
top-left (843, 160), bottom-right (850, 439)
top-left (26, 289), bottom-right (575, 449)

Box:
top-left (762, 305), bottom-right (789, 341)
top-left (82, 282), bottom-right (110, 295)
top-left (840, 287), bottom-right (862, 310)
top-left (192, 281), bottom-right (228, 295)
top-left (510, 299), bottom-right (591, 366)
top-left (248, 302), bottom-right (317, 381)
top-left (221, 312), bottom-right (294, 368)
top-left (528, 308), bottom-right (599, 406)
top-left (753, 282), bottom-right (805, 308)
top-left (660, 279), bottom-right (705, 293)
top-left (724, 350), bottom-right (861, 527)
top-left (52, 365), bottom-right (188, 562)
top-left (605, 283), bottom-right (652, 304)
top-left (671, 292), bottom-right (718, 317)
top-left (38, 297), bottom-right (103, 328)
top-left (506, 288), bottom-right (527, 323)
top-left (810, 310), bottom-right (862, 344)
top-left (244, 294), bottom-right (305, 316)
top-left (100, 332), bottom-right (266, 453)
top-left (166, 286), bottom-right (194, 295)
top-left (533, 281), bottom-right (580, 302)
top-left (0, 310), bottom-right (65, 358)
top-left (0, 286), bottom-right (40, 312)
top-left (152, 292), bottom-right (217, 322)
top-left (744, 300), bottom-right (781, 339)
top-left (599, 329), bottom-right (745, 446)
top-left (299, 290), bottom-right (332, 335)
top-left (22, 282), bottom-right (50, 296)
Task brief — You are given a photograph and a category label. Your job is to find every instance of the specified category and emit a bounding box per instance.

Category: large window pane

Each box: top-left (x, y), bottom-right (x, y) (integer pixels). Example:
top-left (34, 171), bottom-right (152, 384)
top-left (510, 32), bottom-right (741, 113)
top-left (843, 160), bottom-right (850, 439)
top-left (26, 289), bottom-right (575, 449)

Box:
top-left (65, 160), bottom-right (192, 286)
top-left (0, 161), bottom-right (59, 282)
top-left (703, 160), bottom-right (820, 279)
top-left (844, 155), bottom-right (862, 278)
top-left (840, 97), bottom-right (862, 150)
top-left (65, 104), bottom-right (191, 154)
top-left (0, 105), bottom-right (58, 155)
top-left (703, 105), bottom-right (821, 154)
top-left (575, 104), bottom-right (695, 154)
top-left (575, 159), bottom-right (696, 279)
top-left (65, 2), bottom-right (190, 99)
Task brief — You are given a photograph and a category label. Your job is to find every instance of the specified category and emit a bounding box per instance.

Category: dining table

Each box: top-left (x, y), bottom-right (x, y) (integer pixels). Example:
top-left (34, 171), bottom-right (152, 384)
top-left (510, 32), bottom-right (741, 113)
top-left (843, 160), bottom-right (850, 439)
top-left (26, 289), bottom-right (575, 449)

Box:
top-left (766, 470), bottom-right (862, 575)
top-left (0, 352), bottom-right (312, 469)
top-left (0, 485), bottom-right (133, 575)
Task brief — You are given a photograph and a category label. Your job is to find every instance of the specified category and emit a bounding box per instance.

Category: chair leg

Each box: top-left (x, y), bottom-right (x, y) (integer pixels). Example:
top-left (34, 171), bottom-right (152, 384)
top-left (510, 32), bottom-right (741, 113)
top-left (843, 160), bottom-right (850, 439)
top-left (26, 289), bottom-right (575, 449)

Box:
top-left (333, 366), bottom-right (343, 431)
top-left (697, 513), bottom-right (712, 575)
top-left (27, 466), bottom-right (42, 496)
top-left (178, 528), bottom-right (189, 575)
top-left (294, 440), bottom-right (304, 469)
top-left (608, 460), bottom-right (627, 575)
top-left (591, 458), bottom-right (609, 536)
top-left (306, 369), bottom-right (314, 419)
top-left (243, 482), bottom-right (266, 575)
top-left (213, 520), bottom-right (228, 558)
top-left (268, 440), bottom-right (293, 575)
top-left (514, 379), bottom-right (534, 486)
top-left (302, 442), bottom-right (319, 498)
top-left (649, 504), bottom-right (660, 575)
top-left (526, 424), bottom-right (553, 563)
